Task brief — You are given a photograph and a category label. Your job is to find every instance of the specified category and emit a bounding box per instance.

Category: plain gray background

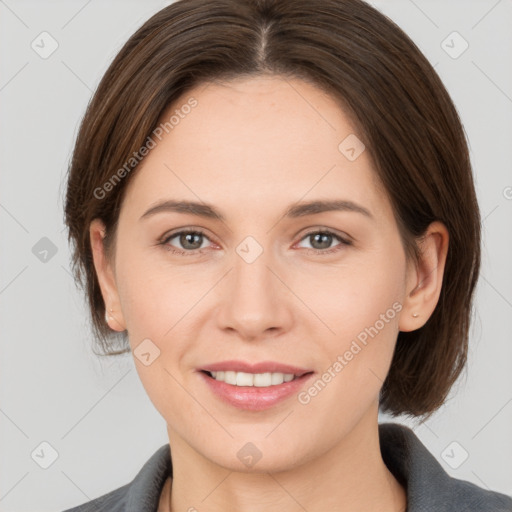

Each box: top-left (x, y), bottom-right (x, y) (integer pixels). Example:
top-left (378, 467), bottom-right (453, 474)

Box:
top-left (1, 0), bottom-right (511, 510)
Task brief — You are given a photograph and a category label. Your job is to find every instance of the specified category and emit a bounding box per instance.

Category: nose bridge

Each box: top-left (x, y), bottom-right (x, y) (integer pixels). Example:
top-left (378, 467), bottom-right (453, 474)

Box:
top-left (232, 233), bottom-right (276, 301)
top-left (218, 232), bottom-right (291, 336)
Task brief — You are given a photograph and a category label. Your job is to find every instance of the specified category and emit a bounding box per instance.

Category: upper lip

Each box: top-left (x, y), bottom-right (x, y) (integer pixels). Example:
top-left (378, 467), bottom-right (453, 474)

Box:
top-left (200, 360), bottom-right (313, 377)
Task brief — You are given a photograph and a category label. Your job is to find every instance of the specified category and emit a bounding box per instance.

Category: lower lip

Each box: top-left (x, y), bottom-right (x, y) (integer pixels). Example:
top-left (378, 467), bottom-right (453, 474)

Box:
top-left (198, 371), bottom-right (315, 411)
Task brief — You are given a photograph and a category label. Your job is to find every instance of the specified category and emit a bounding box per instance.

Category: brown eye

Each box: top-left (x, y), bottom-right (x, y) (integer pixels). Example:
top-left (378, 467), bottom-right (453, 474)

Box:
top-left (296, 230), bottom-right (352, 255)
top-left (161, 229), bottom-right (211, 255)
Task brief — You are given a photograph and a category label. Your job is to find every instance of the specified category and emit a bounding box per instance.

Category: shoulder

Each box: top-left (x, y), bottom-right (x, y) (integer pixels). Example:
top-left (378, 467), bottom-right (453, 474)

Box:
top-left (379, 422), bottom-right (512, 512)
top-left (61, 443), bottom-right (172, 512)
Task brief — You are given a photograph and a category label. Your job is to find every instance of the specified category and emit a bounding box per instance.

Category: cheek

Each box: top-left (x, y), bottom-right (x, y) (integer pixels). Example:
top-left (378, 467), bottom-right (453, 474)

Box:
top-left (118, 266), bottom-right (200, 423)
top-left (295, 280), bottom-right (402, 432)
top-left (116, 262), bottom-right (210, 423)
top-left (302, 253), bottom-right (403, 343)
top-left (304, 252), bottom-right (404, 392)
top-left (115, 252), bottom-right (199, 340)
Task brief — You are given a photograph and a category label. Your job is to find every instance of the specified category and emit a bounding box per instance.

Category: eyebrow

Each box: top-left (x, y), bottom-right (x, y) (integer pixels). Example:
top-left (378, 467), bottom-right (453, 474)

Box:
top-left (139, 198), bottom-right (373, 222)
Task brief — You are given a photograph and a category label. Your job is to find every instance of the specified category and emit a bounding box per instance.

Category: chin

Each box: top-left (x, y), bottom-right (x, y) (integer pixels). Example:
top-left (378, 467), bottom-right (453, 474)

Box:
top-left (198, 437), bottom-right (313, 475)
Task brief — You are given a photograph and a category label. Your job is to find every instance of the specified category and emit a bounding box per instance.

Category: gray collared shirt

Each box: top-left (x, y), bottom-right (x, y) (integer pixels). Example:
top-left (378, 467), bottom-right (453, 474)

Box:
top-left (62, 422), bottom-right (512, 511)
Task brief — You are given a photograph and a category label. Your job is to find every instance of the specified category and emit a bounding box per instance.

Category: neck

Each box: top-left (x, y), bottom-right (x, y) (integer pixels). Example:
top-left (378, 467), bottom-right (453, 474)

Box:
top-left (164, 408), bottom-right (406, 512)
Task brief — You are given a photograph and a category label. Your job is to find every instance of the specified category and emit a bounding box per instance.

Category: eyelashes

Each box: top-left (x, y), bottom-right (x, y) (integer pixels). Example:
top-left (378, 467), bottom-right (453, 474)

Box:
top-left (158, 228), bottom-right (352, 257)
top-left (160, 229), bottom-right (211, 256)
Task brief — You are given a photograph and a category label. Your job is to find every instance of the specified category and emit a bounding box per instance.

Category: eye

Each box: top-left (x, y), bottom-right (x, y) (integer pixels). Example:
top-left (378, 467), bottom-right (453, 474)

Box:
top-left (295, 229), bottom-right (352, 255)
top-left (160, 229), bottom-right (212, 256)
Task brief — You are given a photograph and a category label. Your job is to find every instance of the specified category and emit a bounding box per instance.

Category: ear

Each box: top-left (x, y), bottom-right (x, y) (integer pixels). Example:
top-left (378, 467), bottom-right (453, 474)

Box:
top-left (89, 218), bottom-right (127, 332)
top-left (399, 221), bottom-right (449, 332)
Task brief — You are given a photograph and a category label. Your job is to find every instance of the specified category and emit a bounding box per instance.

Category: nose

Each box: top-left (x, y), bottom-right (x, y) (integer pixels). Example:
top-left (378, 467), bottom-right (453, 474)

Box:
top-left (215, 239), bottom-right (293, 341)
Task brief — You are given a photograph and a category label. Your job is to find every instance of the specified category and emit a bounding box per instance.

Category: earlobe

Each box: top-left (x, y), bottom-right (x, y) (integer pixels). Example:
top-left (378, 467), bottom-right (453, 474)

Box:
top-left (399, 221), bottom-right (449, 333)
top-left (89, 218), bottom-right (127, 332)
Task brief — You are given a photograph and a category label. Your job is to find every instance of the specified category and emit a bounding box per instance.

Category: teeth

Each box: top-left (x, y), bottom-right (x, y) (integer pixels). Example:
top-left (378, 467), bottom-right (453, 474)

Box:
top-left (209, 370), bottom-right (297, 387)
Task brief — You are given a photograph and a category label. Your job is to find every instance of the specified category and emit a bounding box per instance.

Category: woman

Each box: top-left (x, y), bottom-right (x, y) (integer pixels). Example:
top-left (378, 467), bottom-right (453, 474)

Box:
top-left (62, 0), bottom-right (512, 510)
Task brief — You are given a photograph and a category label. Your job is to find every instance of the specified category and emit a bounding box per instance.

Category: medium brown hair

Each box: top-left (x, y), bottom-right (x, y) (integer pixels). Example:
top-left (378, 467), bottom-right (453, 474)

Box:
top-left (64, 0), bottom-right (481, 420)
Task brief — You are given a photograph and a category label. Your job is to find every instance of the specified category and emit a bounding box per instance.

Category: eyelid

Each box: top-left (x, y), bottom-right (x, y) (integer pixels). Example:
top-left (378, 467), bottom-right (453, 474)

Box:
top-left (295, 225), bottom-right (353, 244)
top-left (158, 226), bottom-right (218, 245)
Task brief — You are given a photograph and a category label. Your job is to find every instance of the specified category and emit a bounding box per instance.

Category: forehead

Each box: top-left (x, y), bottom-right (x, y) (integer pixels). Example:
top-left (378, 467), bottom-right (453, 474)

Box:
top-left (120, 76), bottom-right (391, 224)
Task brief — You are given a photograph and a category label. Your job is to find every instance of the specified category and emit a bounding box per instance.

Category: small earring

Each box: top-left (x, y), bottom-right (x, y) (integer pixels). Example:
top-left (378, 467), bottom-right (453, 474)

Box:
top-left (105, 308), bottom-right (113, 323)
top-left (412, 313), bottom-right (419, 318)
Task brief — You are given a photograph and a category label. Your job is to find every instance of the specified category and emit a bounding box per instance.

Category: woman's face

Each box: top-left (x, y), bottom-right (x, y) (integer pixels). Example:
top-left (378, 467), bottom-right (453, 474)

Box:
top-left (94, 76), bottom-right (420, 471)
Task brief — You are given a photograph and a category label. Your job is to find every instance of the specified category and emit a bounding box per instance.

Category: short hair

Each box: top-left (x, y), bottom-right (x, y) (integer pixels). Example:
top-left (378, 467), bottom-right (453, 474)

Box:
top-left (63, 0), bottom-right (481, 420)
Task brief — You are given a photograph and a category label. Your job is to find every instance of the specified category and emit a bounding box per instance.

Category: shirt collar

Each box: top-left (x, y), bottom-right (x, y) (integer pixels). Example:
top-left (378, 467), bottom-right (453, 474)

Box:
top-left (122, 422), bottom-right (512, 512)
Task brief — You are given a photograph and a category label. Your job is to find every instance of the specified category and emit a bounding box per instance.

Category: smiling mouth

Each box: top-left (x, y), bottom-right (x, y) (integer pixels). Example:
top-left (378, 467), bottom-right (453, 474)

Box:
top-left (201, 370), bottom-right (313, 387)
